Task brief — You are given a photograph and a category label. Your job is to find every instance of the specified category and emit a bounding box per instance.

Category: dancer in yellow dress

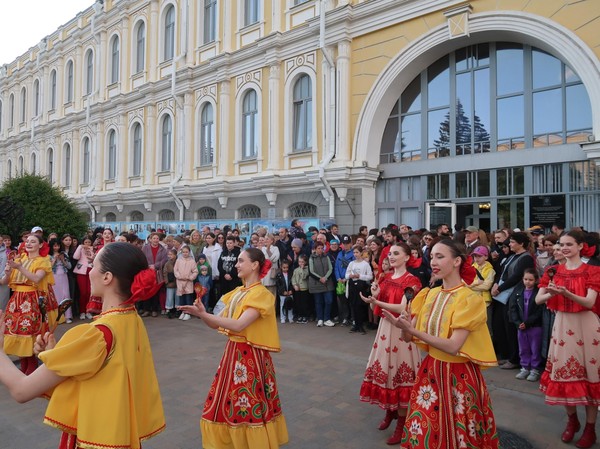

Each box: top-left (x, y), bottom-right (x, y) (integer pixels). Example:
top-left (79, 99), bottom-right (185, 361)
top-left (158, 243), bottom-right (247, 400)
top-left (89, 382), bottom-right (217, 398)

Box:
top-left (0, 242), bottom-right (165, 449)
top-left (179, 247), bottom-right (289, 449)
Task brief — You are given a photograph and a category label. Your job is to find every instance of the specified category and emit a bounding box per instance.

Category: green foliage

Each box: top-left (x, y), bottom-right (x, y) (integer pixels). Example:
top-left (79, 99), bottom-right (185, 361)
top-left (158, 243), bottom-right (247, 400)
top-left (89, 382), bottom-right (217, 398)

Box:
top-left (0, 174), bottom-right (88, 240)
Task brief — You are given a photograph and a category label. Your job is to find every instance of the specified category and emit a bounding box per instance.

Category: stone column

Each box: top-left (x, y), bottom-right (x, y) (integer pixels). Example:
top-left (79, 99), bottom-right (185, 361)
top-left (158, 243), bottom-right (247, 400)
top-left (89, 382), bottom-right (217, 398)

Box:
top-left (217, 80), bottom-right (230, 176)
top-left (361, 185), bottom-right (376, 229)
top-left (117, 114), bottom-right (127, 188)
top-left (121, 17), bottom-right (131, 91)
top-left (94, 122), bottom-right (105, 191)
top-left (145, 105), bottom-right (157, 184)
top-left (336, 40), bottom-right (351, 161)
top-left (267, 63), bottom-right (281, 170)
top-left (98, 31), bottom-right (107, 101)
top-left (148, 0), bottom-right (159, 82)
top-left (183, 92), bottom-right (194, 181)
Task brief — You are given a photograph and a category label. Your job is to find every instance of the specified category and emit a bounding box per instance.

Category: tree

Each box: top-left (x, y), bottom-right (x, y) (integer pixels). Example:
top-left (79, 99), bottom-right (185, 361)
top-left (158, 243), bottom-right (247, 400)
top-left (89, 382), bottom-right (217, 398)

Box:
top-left (0, 174), bottom-right (88, 240)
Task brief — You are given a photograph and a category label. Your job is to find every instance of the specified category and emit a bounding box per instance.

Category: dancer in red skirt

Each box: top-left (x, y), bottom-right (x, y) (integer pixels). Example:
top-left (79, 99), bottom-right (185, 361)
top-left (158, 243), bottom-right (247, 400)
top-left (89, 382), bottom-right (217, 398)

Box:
top-left (536, 230), bottom-right (600, 448)
top-left (359, 242), bottom-right (422, 444)
top-left (381, 239), bottom-right (499, 449)
top-left (179, 247), bottom-right (288, 449)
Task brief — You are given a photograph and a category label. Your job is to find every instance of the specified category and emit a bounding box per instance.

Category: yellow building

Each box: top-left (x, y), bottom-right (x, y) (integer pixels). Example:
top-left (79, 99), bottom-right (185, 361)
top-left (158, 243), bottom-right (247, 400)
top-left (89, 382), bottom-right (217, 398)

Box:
top-left (0, 0), bottom-right (599, 233)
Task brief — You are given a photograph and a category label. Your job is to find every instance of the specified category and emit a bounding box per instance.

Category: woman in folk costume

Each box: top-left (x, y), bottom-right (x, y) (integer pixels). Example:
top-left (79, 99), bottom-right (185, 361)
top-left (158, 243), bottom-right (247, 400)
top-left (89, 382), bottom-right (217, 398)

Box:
top-left (536, 230), bottom-right (600, 449)
top-left (0, 242), bottom-right (165, 449)
top-left (1, 234), bottom-right (54, 375)
top-left (381, 239), bottom-right (499, 449)
top-left (179, 247), bottom-right (288, 449)
top-left (359, 242), bottom-right (422, 445)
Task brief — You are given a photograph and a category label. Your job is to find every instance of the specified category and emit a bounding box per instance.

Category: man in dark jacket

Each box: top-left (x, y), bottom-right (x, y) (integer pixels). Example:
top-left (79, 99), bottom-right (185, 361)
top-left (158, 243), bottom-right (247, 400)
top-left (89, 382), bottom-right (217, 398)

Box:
top-left (218, 236), bottom-right (241, 296)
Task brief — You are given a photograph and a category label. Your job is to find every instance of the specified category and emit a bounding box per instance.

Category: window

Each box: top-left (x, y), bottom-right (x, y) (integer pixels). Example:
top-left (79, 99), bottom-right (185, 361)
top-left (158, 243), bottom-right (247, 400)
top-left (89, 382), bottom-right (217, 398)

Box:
top-left (132, 123), bottom-right (142, 176)
top-left (110, 36), bottom-right (120, 84)
top-left (159, 209), bottom-right (175, 220)
top-left (33, 80), bottom-right (40, 116)
top-left (497, 167), bottom-right (524, 196)
top-left (455, 170), bottom-right (490, 198)
top-left (30, 153), bottom-right (37, 175)
top-left (66, 60), bottom-right (74, 103)
top-left (20, 87), bottom-right (26, 123)
top-left (105, 213), bottom-right (117, 222)
top-left (198, 206), bottom-right (217, 220)
top-left (18, 156), bottom-right (24, 176)
top-left (47, 148), bottom-right (54, 183)
top-left (242, 90), bottom-right (258, 159)
top-left (293, 75), bottom-right (312, 151)
top-left (85, 50), bottom-right (94, 95)
top-left (239, 204), bottom-right (261, 219)
top-left (83, 137), bottom-right (90, 184)
top-left (161, 115), bottom-right (172, 171)
top-left (64, 143), bottom-right (71, 188)
top-left (164, 5), bottom-right (175, 61)
top-left (0, 100), bottom-right (3, 131)
top-left (203, 0), bottom-right (217, 43)
top-left (426, 174), bottom-right (450, 200)
top-left (289, 202), bottom-right (317, 218)
top-left (533, 164), bottom-right (562, 194)
top-left (108, 130), bottom-right (117, 180)
top-left (9, 94), bottom-right (14, 127)
top-left (200, 103), bottom-right (214, 165)
top-left (7, 160), bottom-right (12, 179)
top-left (131, 210), bottom-right (144, 221)
top-left (381, 43), bottom-right (591, 162)
top-left (135, 22), bottom-right (145, 74)
top-left (50, 70), bottom-right (57, 110)
top-left (244, 0), bottom-right (259, 26)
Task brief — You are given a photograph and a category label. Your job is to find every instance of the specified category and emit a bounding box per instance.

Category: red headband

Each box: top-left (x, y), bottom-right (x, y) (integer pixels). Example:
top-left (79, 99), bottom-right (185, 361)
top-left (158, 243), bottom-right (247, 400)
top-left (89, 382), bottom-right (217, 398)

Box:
top-left (582, 243), bottom-right (597, 259)
top-left (459, 256), bottom-right (477, 285)
top-left (259, 259), bottom-right (273, 279)
top-left (126, 268), bottom-right (163, 304)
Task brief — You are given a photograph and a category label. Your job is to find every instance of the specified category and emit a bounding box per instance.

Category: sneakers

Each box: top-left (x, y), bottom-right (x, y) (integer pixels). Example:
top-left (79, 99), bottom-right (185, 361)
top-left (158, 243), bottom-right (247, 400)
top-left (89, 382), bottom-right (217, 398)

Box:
top-left (80, 313), bottom-right (86, 320)
top-left (515, 368), bottom-right (530, 380)
top-left (527, 369), bottom-right (540, 382)
top-left (66, 318), bottom-right (73, 324)
top-left (341, 319), bottom-right (350, 327)
top-left (298, 317), bottom-right (307, 324)
top-left (317, 320), bottom-right (324, 327)
top-left (182, 313), bottom-right (191, 321)
top-left (86, 313), bottom-right (93, 320)
top-left (323, 320), bottom-right (335, 327)
top-left (178, 312), bottom-right (185, 320)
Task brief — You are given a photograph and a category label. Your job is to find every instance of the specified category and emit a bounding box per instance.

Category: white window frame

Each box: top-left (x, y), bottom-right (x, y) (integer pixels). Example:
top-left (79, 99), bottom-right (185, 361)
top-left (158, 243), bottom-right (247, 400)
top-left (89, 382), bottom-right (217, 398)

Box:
top-left (132, 122), bottom-right (143, 176)
top-left (20, 87), bottom-right (27, 123)
top-left (203, 0), bottom-right (217, 44)
top-left (107, 129), bottom-right (117, 180)
top-left (160, 114), bottom-right (173, 171)
top-left (199, 102), bottom-right (215, 166)
top-left (163, 5), bottom-right (176, 62)
top-left (82, 136), bottom-right (90, 184)
top-left (85, 49), bottom-right (94, 95)
top-left (47, 147), bottom-right (54, 182)
top-left (33, 79), bottom-right (40, 117)
top-left (134, 21), bottom-right (146, 74)
top-left (284, 68), bottom-right (317, 156)
top-left (65, 60), bottom-right (74, 103)
top-left (241, 89), bottom-right (259, 160)
top-left (49, 70), bottom-right (57, 110)
top-left (64, 143), bottom-right (71, 188)
top-left (110, 35), bottom-right (120, 84)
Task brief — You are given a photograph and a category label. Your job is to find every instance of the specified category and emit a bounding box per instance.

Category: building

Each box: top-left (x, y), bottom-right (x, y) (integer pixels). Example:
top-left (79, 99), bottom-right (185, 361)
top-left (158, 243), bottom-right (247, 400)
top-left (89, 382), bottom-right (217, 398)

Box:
top-left (0, 0), bottom-right (598, 234)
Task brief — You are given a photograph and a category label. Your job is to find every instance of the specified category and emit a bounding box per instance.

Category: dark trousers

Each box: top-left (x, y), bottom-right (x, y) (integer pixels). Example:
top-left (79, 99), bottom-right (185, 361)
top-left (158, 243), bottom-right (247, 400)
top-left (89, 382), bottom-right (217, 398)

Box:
top-left (348, 281), bottom-right (368, 329)
top-left (492, 300), bottom-right (520, 364)
top-left (294, 290), bottom-right (311, 318)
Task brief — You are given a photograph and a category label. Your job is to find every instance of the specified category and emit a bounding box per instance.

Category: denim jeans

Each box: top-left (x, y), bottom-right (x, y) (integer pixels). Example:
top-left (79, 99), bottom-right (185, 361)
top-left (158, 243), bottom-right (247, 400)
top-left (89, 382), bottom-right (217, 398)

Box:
top-left (165, 287), bottom-right (177, 310)
top-left (313, 290), bottom-right (333, 321)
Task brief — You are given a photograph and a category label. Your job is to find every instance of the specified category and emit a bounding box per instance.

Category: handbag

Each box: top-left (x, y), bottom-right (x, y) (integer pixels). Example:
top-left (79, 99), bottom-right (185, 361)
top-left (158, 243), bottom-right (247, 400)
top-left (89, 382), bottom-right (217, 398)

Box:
top-left (336, 280), bottom-right (346, 295)
top-left (493, 285), bottom-right (515, 305)
top-left (283, 295), bottom-right (294, 311)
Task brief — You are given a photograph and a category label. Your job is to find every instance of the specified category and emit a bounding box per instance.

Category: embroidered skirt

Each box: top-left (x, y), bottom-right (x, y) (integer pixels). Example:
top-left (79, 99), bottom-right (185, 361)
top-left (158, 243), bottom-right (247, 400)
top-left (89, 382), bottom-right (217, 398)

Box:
top-left (401, 355), bottom-right (499, 449)
top-left (540, 310), bottom-right (600, 406)
top-left (86, 296), bottom-right (103, 315)
top-left (3, 290), bottom-right (47, 357)
top-left (360, 317), bottom-right (420, 410)
top-left (201, 340), bottom-right (288, 449)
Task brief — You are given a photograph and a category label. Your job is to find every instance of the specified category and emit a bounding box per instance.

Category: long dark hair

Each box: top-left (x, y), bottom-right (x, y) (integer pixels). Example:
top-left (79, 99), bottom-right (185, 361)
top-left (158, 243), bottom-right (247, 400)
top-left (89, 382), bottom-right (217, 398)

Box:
top-left (96, 242), bottom-right (149, 298)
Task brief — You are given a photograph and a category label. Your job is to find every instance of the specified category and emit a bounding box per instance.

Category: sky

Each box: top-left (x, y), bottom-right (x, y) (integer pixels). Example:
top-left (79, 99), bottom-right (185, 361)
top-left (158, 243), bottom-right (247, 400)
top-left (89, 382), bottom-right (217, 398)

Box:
top-left (0, 1), bottom-right (94, 65)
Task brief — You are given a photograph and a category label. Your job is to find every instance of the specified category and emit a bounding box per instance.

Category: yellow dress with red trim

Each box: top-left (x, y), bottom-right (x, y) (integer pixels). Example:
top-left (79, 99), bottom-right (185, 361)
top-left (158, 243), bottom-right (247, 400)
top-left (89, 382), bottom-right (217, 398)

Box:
top-left (38, 305), bottom-right (165, 449)
top-left (360, 271), bottom-right (422, 410)
top-left (539, 263), bottom-right (600, 406)
top-left (201, 281), bottom-right (289, 449)
top-left (3, 254), bottom-right (53, 357)
top-left (401, 285), bottom-right (499, 449)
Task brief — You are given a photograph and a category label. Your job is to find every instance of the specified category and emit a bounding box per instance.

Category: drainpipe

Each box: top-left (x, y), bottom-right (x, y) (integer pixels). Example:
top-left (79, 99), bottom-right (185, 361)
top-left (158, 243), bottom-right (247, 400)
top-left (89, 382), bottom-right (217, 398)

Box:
top-left (169, 0), bottom-right (188, 220)
top-left (319, 0), bottom-right (336, 219)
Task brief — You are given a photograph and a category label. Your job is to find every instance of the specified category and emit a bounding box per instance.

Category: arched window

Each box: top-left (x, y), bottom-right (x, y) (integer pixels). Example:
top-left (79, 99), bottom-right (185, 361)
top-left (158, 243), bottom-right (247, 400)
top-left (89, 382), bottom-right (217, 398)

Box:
top-left (108, 130), bottom-right (117, 180)
top-left (289, 202), bottom-right (317, 218)
top-left (64, 143), bottom-right (71, 188)
top-left (293, 74), bottom-right (312, 151)
top-left (242, 90), bottom-right (258, 160)
top-left (131, 210), bottom-right (144, 221)
top-left (33, 79), bottom-right (40, 116)
top-left (132, 123), bottom-right (142, 176)
top-left (7, 160), bottom-right (12, 179)
top-left (18, 156), bottom-right (24, 176)
top-left (198, 206), bottom-right (217, 220)
top-left (380, 42), bottom-right (592, 163)
top-left (49, 70), bottom-right (57, 110)
top-left (47, 148), bottom-right (54, 182)
top-left (239, 204), bottom-right (261, 219)
top-left (159, 209), bottom-right (175, 220)
top-left (163, 5), bottom-right (175, 62)
top-left (200, 103), bottom-right (214, 166)
top-left (9, 94), bottom-right (14, 127)
top-left (110, 36), bottom-right (120, 84)
top-left (161, 115), bottom-right (172, 171)
top-left (85, 50), bottom-right (94, 95)
top-left (135, 22), bottom-right (145, 74)
top-left (105, 212), bottom-right (117, 222)
top-left (30, 153), bottom-right (36, 175)
top-left (20, 87), bottom-right (27, 123)
top-left (66, 60), bottom-right (74, 103)
top-left (82, 137), bottom-right (90, 184)
top-left (203, 0), bottom-right (217, 44)
top-left (0, 100), bottom-right (3, 132)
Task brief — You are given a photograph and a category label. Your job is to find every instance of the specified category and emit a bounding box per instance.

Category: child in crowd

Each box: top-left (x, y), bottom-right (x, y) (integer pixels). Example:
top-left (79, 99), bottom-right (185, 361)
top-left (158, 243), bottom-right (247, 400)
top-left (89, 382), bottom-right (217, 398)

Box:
top-left (509, 268), bottom-right (544, 381)
top-left (345, 245), bottom-right (373, 334)
top-left (197, 265), bottom-right (213, 312)
top-left (175, 246), bottom-right (198, 321)
top-left (163, 249), bottom-right (177, 318)
top-left (49, 238), bottom-right (73, 324)
top-left (276, 260), bottom-right (294, 323)
top-left (292, 255), bottom-right (310, 323)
